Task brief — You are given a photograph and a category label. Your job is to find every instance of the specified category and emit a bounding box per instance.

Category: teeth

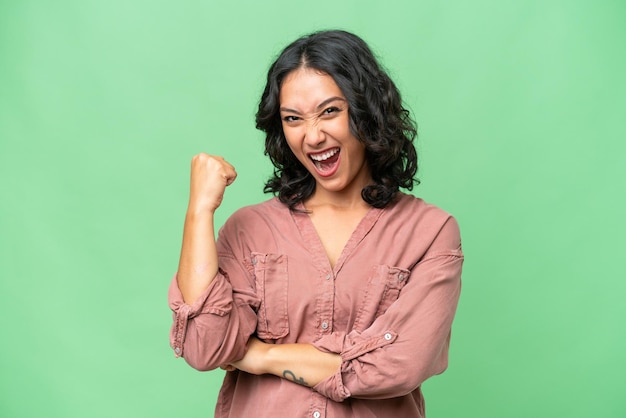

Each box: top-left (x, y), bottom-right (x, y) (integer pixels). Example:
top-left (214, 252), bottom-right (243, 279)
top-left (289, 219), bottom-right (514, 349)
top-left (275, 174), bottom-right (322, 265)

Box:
top-left (310, 148), bottom-right (339, 161)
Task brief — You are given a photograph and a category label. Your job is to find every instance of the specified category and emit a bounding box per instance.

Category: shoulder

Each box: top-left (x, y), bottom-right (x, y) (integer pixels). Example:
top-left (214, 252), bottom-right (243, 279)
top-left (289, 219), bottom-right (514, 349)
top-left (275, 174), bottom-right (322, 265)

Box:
top-left (219, 197), bottom-right (291, 240)
top-left (228, 197), bottom-right (288, 222)
top-left (384, 193), bottom-right (462, 253)
top-left (388, 193), bottom-right (456, 225)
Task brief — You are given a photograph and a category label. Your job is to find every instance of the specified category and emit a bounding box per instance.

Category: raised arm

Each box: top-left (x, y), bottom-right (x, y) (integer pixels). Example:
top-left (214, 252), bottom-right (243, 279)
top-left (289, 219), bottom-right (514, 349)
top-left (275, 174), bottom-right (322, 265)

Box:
top-left (177, 153), bottom-right (236, 304)
top-left (169, 154), bottom-right (260, 371)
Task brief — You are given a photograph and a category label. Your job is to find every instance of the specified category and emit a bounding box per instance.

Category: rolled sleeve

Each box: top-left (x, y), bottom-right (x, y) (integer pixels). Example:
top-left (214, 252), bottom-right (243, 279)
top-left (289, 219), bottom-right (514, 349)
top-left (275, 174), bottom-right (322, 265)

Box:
top-left (168, 266), bottom-right (259, 371)
top-left (168, 269), bottom-right (233, 358)
top-left (313, 330), bottom-right (399, 402)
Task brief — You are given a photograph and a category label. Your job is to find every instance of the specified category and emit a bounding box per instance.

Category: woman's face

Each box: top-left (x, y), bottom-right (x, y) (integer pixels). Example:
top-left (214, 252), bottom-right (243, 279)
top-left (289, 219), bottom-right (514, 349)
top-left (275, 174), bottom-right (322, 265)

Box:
top-left (279, 67), bottom-right (371, 199)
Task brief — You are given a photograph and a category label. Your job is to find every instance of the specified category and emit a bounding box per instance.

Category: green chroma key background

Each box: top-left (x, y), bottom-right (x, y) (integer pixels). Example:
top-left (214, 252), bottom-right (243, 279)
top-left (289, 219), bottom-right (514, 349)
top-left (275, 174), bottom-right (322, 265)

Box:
top-left (1, 1), bottom-right (624, 417)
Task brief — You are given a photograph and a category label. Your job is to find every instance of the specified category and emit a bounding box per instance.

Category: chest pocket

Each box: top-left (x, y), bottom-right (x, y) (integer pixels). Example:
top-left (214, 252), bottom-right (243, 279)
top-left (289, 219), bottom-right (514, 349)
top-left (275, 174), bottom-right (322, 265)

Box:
top-left (353, 264), bottom-right (410, 332)
top-left (251, 252), bottom-right (289, 340)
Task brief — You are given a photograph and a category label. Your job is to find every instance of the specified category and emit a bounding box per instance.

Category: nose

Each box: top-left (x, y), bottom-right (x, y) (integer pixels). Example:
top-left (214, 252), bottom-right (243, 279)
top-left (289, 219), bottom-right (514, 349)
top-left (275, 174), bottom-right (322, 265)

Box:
top-left (304, 119), bottom-right (325, 147)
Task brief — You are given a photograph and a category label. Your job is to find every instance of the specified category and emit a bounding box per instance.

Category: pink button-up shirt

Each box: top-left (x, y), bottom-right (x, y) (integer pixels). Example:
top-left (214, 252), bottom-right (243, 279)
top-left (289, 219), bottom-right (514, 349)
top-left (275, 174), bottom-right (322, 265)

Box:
top-left (169, 193), bottom-right (463, 417)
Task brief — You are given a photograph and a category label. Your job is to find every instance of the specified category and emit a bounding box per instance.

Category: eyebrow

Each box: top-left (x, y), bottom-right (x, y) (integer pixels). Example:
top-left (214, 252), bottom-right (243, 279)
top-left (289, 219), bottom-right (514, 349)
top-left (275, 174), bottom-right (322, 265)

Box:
top-left (279, 96), bottom-right (346, 114)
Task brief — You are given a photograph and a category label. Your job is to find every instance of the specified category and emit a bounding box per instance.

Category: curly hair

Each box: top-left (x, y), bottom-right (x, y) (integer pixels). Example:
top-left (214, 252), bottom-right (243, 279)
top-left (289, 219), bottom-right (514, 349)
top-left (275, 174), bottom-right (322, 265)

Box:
top-left (256, 30), bottom-right (418, 209)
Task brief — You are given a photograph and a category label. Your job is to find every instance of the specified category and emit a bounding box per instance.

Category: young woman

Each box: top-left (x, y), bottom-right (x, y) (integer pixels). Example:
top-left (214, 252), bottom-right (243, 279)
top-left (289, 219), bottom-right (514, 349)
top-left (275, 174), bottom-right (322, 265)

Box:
top-left (169, 30), bottom-right (463, 418)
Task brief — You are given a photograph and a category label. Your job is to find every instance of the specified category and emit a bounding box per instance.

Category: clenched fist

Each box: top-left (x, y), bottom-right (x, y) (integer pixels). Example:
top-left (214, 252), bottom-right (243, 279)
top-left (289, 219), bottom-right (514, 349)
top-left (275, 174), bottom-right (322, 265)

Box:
top-left (187, 153), bottom-right (237, 214)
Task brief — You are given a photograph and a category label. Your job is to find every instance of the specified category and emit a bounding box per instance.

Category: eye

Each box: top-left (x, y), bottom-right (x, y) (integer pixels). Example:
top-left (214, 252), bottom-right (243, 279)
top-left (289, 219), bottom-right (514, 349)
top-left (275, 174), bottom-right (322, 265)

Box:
top-left (322, 106), bottom-right (341, 116)
top-left (282, 115), bottom-right (300, 123)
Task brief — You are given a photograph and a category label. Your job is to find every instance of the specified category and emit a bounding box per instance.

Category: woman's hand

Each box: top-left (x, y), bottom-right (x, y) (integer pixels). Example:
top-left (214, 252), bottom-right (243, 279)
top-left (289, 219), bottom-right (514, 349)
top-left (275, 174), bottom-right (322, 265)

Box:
top-left (188, 153), bottom-right (237, 214)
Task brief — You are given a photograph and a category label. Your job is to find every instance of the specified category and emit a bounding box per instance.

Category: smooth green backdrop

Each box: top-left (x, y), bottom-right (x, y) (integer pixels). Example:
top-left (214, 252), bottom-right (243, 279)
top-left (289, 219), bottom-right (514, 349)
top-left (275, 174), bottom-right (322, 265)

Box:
top-left (1, 1), bottom-right (624, 417)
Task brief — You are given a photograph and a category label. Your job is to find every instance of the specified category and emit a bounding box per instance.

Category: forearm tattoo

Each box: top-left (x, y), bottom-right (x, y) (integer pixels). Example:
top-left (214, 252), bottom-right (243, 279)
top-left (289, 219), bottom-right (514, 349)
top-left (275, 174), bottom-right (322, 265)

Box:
top-left (282, 370), bottom-right (308, 386)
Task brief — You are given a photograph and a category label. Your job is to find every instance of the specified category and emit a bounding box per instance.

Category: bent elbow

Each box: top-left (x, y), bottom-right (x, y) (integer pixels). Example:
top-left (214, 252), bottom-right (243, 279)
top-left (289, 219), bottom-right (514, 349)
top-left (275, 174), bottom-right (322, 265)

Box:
top-left (181, 340), bottom-right (246, 372)
top-left (369, 352), bottom-right (450, 398)
top-left (183, 353), bottom-right (220, 372)
top-left (395, 353), bottom-right (450, 396)
top-left (183, 330), bottom-right (248, 372)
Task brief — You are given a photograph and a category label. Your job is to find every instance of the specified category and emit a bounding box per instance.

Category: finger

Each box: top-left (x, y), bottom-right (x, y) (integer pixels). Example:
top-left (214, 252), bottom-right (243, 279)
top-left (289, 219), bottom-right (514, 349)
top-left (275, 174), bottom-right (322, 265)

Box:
top-left (219, 161), bottom-right (237, 185)
top-left (224, 170), bottom-right (237, 186)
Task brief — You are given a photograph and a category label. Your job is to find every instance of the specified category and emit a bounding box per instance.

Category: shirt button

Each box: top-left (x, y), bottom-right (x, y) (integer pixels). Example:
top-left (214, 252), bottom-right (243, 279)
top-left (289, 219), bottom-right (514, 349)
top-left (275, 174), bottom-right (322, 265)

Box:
top-left (398, 273), bottom-right (405, 281)
top-left (321, 322), bottom-right (329, 330)
top-left (252, 258), bottom-right (257, 265)
top-left (384, 333), bottom-right (392, 341)
top-left (174, 347), bottom-right (181, 355)
top-left (325, 273), bottom-right (331, 280)
top-left (313, 412), bottom-right (321, 418)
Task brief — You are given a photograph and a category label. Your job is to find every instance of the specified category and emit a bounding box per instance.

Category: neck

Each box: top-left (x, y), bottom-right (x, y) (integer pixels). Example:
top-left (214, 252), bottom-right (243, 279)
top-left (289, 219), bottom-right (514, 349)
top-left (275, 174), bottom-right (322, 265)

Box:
top-left (305, 187), bottom-right (369, 211)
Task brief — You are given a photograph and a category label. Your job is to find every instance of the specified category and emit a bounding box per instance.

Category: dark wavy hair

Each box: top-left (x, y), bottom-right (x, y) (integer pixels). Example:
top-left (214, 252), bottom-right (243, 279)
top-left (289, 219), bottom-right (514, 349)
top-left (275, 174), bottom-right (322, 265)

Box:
top-left (256, 30), bottom-right (418, 209)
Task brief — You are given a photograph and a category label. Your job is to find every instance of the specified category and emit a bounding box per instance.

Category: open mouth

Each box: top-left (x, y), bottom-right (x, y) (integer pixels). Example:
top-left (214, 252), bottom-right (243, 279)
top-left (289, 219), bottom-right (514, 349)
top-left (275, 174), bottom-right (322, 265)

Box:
top-left (309, 147), bottom-right (340, 176)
